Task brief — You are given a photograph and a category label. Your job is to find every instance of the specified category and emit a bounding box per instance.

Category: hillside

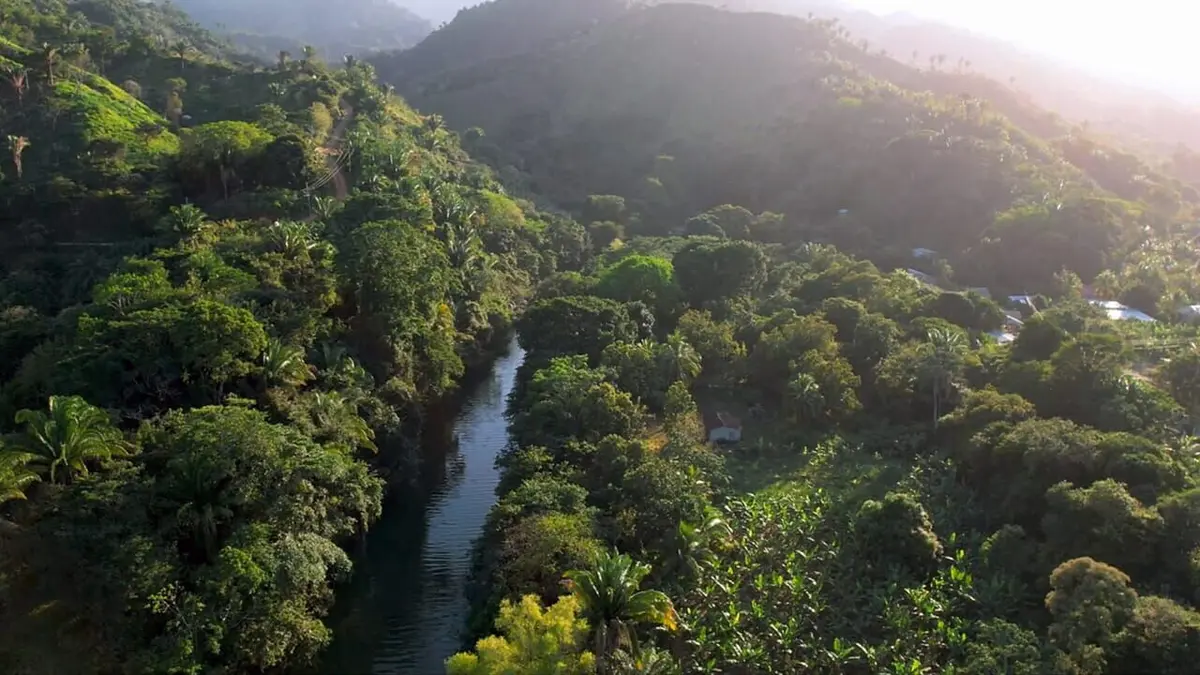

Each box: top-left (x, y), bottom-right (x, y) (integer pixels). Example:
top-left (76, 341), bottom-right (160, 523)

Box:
top-left (374, 0), bottom-right (1197, 294)
top-left (169, 0), bottom-right (433, 62)
top-left (11, 0), bottom-right (1200, 674)
top-left (0, 0), bottom-right (571, 671)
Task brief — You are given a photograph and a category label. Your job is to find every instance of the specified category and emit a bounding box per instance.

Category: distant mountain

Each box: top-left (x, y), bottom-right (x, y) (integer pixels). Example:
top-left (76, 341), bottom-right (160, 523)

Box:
top-left (372, 0), bottom-right (1196, 292)
top-left (168, 0), bottom-right (433, 61)
top-left (699, 0), bottom-right (1200, 157)
top-left (398, 0), bottom-right (469, 25)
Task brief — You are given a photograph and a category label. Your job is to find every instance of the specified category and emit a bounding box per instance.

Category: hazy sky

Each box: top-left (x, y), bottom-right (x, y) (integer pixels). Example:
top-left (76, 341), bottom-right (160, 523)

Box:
top-left (845, 0), bottom-right (1200, 101)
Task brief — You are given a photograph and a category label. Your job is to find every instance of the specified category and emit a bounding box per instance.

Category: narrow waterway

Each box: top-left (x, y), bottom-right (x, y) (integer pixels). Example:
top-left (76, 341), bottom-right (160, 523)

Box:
top-left (318, 340), bottom-right (524, 674)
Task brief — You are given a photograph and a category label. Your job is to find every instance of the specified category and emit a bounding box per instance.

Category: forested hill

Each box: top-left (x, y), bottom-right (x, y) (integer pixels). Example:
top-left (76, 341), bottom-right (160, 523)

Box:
top-left (170, 0), bottom-right (433, 62)
top-left (373, 0), bottom-right (1199, 295)
top-left (0, 0), bottom-right (577, 671)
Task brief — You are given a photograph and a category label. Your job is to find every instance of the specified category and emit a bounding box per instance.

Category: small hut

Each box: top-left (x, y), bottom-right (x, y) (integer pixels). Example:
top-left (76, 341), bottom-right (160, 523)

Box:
top-left (706, 411), bottom-right (742, 444)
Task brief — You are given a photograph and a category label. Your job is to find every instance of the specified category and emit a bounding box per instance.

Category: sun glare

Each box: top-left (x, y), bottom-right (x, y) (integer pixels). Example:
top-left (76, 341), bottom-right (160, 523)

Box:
top-left (848, 0), bottom-right (1200, 101)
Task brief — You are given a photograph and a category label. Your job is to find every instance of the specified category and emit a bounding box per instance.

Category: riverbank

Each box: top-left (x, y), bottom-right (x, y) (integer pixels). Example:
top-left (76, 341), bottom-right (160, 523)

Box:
top-left (315, 338), bottom-right (525, 674)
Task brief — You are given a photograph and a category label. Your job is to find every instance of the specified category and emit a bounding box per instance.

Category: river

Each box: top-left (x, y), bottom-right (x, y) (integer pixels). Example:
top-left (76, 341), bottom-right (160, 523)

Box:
top-left (318, 339), bottom-right (524, 674)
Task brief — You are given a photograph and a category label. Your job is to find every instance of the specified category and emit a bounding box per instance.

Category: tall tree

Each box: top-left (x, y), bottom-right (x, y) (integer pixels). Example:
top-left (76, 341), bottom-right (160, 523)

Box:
top-left (5, 68), bottom-right (27, 104)
top-left (39, 42), bottom-right (59, 86)
top-left (7, 135), bottom-right (30, 180)
top-left (918, 327), bottom-right (967, 428)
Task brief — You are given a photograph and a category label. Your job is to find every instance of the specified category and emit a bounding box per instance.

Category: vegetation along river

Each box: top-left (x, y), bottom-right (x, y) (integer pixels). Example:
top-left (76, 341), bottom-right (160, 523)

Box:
top-left (318, 339), bottom-right (525, 674)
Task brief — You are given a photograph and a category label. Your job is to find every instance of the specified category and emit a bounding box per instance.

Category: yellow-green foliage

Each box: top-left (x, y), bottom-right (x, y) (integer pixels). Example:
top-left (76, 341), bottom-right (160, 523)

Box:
top-left (446, 594), bottom-right (596, 675)
top-left (309, 101), bottom-right (333, 141)
top-left (0, 35), bottom-right (31, 55)
top-left (52, 74), bottom-right (180, 163)
top-left (479, 190), bottom-right (526, 230)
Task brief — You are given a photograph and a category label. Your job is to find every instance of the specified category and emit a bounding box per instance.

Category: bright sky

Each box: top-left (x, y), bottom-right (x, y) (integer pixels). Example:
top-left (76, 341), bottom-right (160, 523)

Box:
top-left (846, 0), bottom-right (1200, 102)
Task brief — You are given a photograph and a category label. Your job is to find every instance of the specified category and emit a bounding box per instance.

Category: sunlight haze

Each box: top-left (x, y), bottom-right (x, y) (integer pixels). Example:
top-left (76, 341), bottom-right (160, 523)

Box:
top-left (846, 0), bottom-right (1200, 102)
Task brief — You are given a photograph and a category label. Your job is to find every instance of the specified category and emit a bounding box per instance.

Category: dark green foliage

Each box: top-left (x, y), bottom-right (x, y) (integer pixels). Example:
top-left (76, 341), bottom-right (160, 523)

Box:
top-left (673, 240), bottom-right (767, 309)
top-left (508, 356), bottom-right (646, 450)
top-left (854, 491), bottom-right (942, 576)
top-left (516, 296), bottom-right (636, 362)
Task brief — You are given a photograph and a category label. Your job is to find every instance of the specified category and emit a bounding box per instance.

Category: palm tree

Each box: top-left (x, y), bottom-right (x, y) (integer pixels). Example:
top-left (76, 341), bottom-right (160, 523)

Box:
top-left (14, 396), bottom-right (127, 484)
top-left (168, 452), bottom-right (234, 562)
top-left (300, 45), bottom-right (318, 70)
top-left (565, 551), bottom-right (677, 667)
top-left (6, 68), bottom-right (27, 104)
top-left (39, 43), bottom-right (59, 86)
top-left (7, 135), bottom-right (30, 180)
top-left (167, 203), bottom-right (207, 235)
top-left (660, 334), bottom-right (701, 385)
top-left (261, 338), bottom-right (313, 389)
top-left (171, 41), bottom-right (191, 72)
top-left (268, 220), bottom-right (316, 256)
top-left (311, 391), bottom-right (377, 453)
top-left (311, 195), bottom-right (340, 222)
top-left (919, 328), bottom-right (967, 428)
top-left (787, 371), bottom-right (825, 422)
top-left (0, 447), bottom-right (39, 506)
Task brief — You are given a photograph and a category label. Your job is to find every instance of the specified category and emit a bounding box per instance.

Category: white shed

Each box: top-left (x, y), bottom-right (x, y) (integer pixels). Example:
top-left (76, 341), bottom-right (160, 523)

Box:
top-left (706, 412), bottom-right (743, 445)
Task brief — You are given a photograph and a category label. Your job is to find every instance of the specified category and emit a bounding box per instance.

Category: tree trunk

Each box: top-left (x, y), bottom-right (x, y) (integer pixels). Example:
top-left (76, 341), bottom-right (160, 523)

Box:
top-left (932, 379), bottom-right (940, 429)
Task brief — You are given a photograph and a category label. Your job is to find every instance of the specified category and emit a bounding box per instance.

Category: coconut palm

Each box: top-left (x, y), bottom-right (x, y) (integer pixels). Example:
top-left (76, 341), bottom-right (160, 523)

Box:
top-left (918, 328), bottom-right (967, 428)
top-left (170, 41), bottom-right (191, 72)
top-left (787, 371), bottom-right (825, 422)
top-left (261, 338), bottom-right (313, 388)
top-left (167, 451), bottom-right (234, 562)
top-left (660, 334), bottom-right (701, 385)
top-left (14, 396), bottom-right (126, 484)
top-left (6, 68), bottom-right (27, 104)
top-left (565, 551), bottom-right (677, 666)
top-left (39, 42), bottom-right (59, 86)
top-left (7, 135), bottom-right (30, 180)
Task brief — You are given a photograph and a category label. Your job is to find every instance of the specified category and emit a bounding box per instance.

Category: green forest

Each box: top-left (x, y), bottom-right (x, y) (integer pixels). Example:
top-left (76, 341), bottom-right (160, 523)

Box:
top-left (5, 0), bottom-right (1200, 674)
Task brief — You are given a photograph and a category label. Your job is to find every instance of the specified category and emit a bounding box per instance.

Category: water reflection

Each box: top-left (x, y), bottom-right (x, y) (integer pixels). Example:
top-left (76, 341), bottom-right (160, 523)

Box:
top-left (318, 340), bottom-right (524, 674)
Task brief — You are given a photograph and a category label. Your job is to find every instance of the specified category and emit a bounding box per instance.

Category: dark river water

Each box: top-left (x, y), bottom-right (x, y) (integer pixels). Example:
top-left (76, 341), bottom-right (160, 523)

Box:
top-left (317, 340), bottom-right (524, 674)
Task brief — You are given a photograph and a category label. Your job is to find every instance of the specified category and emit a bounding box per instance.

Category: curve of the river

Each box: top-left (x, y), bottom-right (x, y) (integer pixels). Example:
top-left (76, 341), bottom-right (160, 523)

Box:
top-left (319, 340), bottom-right (524, 674)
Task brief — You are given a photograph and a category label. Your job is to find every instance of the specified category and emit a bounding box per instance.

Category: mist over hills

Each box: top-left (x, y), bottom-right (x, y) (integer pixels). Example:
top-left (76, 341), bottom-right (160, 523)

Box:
top-left (168, 0), bottom-right (433, 60)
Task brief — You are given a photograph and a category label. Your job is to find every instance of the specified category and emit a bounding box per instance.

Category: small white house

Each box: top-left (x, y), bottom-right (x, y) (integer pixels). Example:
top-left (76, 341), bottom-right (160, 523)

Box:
top-left (707, 412), bottom-right (743, 445)
top-left (912, 247), bottom-right (938, 260)
top-left (1089, 300), bottom-right (1156, 323)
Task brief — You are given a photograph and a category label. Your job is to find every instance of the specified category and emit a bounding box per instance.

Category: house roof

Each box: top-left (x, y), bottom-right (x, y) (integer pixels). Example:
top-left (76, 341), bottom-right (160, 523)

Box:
top-left (1088, 300), bottom-right (1156, 323)
top-left (704, 411), bottom-right (742, 430)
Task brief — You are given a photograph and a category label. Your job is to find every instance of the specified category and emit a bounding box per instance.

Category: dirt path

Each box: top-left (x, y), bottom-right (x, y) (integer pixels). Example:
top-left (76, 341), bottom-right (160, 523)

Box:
top-left (327, 105), bottom-right (354, 200)
top-left (315, 104), bottom-right (354, 201)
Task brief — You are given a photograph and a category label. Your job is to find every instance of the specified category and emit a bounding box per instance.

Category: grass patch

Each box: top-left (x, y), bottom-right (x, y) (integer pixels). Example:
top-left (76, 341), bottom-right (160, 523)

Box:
top-left (52, 74), bottom-right (180, 164)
